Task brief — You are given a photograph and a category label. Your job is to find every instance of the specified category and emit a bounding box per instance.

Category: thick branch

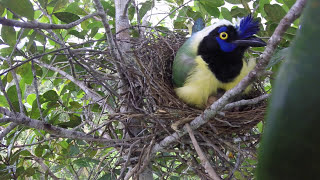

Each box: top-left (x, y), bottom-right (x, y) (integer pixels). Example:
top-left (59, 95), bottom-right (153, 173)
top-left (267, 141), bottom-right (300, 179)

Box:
top-left (151, 0), bottom-right (307, 155)
top-left (0, 107), bottom-right (143, 144)
top-left (0, 13), bottom-right (98, 29)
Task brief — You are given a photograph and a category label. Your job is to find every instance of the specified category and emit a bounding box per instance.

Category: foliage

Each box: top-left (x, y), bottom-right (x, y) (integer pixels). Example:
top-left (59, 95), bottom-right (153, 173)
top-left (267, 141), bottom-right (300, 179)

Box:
top-left (257, 0), bottom-right (320, 179)
top-left (0, 0), bottom-right (301, 179)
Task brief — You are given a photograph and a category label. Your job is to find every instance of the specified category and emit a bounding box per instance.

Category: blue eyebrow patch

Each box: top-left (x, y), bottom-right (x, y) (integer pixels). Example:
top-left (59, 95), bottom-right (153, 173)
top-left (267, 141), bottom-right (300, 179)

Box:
top-left (237, 14), bottom-right (260, 39)
top-left (218, 26), bottom-right (228, 33)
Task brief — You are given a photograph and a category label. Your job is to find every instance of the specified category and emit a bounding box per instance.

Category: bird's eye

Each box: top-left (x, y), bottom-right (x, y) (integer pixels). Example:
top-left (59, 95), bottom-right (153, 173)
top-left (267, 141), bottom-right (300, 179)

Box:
top-left (219, 32), bottom-right (228, 40)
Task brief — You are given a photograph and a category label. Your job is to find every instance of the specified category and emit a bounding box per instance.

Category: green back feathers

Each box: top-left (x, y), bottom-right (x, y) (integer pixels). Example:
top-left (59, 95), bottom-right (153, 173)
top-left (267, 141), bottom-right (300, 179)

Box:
top-left (172, 37), bottom-right (197, 87)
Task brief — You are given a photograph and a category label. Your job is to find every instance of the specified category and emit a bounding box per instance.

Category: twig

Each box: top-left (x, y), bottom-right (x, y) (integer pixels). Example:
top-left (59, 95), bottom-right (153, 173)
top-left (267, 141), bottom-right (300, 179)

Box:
top-left (34, 156), bottom-right (60, 180)
top-left (33, 59), bottom-right (116, 113)
top-left (118, 140), bottom-right (140, 180)
top-left (31, 61), bottom-right (44, 121)
top-left (153, 0), bottom-right (193, 27)
top-left (186, 124), bottom-right (221, 180)
top-left (150, 0), bottom-right (307, 156)
top-left (228, 154), bottom-right (243, 180)
top-left (223, 93), bottom-right (270, 110)
top-left (0, 13), bottom-right (98, 29)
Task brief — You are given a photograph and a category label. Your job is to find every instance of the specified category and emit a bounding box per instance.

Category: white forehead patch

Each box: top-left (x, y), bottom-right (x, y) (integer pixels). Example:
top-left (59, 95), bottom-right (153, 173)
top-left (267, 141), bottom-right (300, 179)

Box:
top-left (190, 20), bottom-right (233, 48)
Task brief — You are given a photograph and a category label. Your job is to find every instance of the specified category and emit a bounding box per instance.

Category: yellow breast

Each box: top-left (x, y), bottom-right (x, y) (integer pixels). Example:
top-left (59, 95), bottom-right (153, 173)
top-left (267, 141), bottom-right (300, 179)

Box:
top-left (175, 56), bottom-right (255, 108)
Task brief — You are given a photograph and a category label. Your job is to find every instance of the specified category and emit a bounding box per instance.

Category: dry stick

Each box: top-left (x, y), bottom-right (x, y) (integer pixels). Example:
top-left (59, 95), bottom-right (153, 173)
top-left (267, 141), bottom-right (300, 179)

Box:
top-left (0, 13), bottom-right (98, 29)
top-left (186, 124), bottom-right (221, 180)
top-left (151, 0), bottom-right (307, 155)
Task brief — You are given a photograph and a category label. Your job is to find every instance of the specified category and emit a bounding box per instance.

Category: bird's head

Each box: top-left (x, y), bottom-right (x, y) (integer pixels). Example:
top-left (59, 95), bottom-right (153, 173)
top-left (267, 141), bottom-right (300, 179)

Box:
top-left (195, 15), bottom-right (266, 55)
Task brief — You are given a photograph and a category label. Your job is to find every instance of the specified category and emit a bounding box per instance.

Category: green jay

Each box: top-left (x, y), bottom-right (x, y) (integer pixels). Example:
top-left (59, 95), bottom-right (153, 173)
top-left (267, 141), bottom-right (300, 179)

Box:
top-left (172, 15), bottom-right (266, 108)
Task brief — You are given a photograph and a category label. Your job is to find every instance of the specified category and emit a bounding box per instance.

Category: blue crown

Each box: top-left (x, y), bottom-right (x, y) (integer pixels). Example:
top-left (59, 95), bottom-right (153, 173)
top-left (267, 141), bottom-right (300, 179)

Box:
top-left (237, 14), bottom-right (260, 39)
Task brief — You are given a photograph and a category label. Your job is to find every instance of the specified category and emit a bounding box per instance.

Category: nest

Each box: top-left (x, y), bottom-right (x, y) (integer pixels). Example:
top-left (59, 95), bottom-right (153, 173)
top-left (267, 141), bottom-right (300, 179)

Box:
top-left (112, 28), bottom-right (267, 178)
top-left (126, 29), bottom-right (266, 134)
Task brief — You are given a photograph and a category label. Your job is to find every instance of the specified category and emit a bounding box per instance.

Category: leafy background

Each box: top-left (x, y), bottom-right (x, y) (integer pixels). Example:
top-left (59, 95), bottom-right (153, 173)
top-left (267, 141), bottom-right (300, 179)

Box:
top-left (0, 0), bottom-right (300, 179)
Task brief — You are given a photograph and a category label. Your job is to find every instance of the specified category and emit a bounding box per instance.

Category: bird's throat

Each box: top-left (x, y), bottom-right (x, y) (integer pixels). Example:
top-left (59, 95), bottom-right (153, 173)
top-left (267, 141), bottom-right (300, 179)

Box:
top-left (201, 52), bottom-right (244, 83)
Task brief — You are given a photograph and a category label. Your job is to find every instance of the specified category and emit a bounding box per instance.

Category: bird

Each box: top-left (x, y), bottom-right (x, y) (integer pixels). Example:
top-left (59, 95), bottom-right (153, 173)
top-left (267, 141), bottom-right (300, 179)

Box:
top-left (172, 15), bottom-right (266, 108)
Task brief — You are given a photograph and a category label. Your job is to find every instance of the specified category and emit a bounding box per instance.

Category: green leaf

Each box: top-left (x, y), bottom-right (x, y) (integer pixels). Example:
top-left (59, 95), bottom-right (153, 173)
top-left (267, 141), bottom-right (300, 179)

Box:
top-left (0, 95), bottom-right (9, 107)
top-left (16, 63), bottom-right (33, 85)
top-left (27, 94), bottom-right (36, 106)
top-left (139, 0), bottom-right (153, 20)
top-left (283, 0), bottom-right (295, 8)
top-left (200, 0), bottom-right (224, 7)
top-left (1, 26), bottom-right (16, 47)
top-left (7, 85), bottom-right (18, 103)
top-left (69, 101), bottom-right (82, 110)
top-left (73, 158), bottom-right (90, 167)
top-left (199, 1), bottom-right (220, 17)
top-left (69, 145), bottom-right (80, 156)
top-left (0, 0), bottom-right (34, 19)
top-left (38, 0), bottom-right (48, 8)
top-left (58, 114), bottom-right (81, 128)
top-left (230, 7), bottom-right (247, 18)
top-left (225, 0), bottom-right (250, 4)
top-left (267, 48), bottom-right (290, 69)
top-left (53, 12), bottom-right (80, 24)
top-left (53, 0), bottom-right (68, 12)
top-left (59, 141), bottom-right (68, 149)
top-left (101, 1), bottom-right (115, 18)
top-left (98, 173), bottom-right (112, 180)
top-left (264, 4), bottom-right (286, 23)
top-left (221, 7), bottom-right (232, 21)
top-left (65, 2), bottom-right (87, 15)
top-left (43, 90), bottom-right (59, 102)
top-left (20, 150), bottom-right (32, 157)
top-left (24, 167), bottom-right (35, 177)
top-left (35, 145), bottom-right (44, 157)
top-left (0, 4), bottom-right (5, 16)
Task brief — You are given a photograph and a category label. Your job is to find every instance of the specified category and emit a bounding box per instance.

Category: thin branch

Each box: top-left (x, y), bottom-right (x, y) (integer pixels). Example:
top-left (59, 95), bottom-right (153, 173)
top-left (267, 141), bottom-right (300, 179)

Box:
top-left (123, 0), bottom-right (133, 17)
top-left (0, 112), bottom-right (146, 144)
top-left (31, 61), bottom-right (44, 121)
top-left (186, 124), bottom-right (221, 180)
top-left (34, 157), bottom-right (60, 180)
top-left (151, 0), bottom-right (307, 155)
top-left (0, 13), bottom-right (98, 29)
top-left (223, 93), bottom-right (270, 110)
top-left (33, 59), bottom-right (115, 113)
top-left (153, 0), bottom-right (193, 27)
top-left (0, 123), bottom-right (17, 140)
top-left (118, 140), bottom-right (140, 180)
top-left (0, 46), bottom-right (71, 76)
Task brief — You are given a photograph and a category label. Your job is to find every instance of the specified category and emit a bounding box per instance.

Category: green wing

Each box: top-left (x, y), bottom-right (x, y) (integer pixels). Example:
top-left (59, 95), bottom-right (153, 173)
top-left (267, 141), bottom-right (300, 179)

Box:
top-left (172, 38), bottom-right (198, 87)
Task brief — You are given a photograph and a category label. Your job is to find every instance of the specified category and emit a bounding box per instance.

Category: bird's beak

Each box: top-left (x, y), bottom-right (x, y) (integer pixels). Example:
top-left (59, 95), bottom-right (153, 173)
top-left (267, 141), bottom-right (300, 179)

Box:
top-left (233, 36), bottom-right (266, 47)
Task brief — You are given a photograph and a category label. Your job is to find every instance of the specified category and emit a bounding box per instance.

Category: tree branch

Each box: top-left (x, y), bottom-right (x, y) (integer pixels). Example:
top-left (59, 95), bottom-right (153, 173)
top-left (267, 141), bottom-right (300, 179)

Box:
top-left (151, 0), bottom-right (307, 155)
top-left (0, 13), bottom-right (98, 29)
top-left (0, 107), bottom-right (144, 144)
